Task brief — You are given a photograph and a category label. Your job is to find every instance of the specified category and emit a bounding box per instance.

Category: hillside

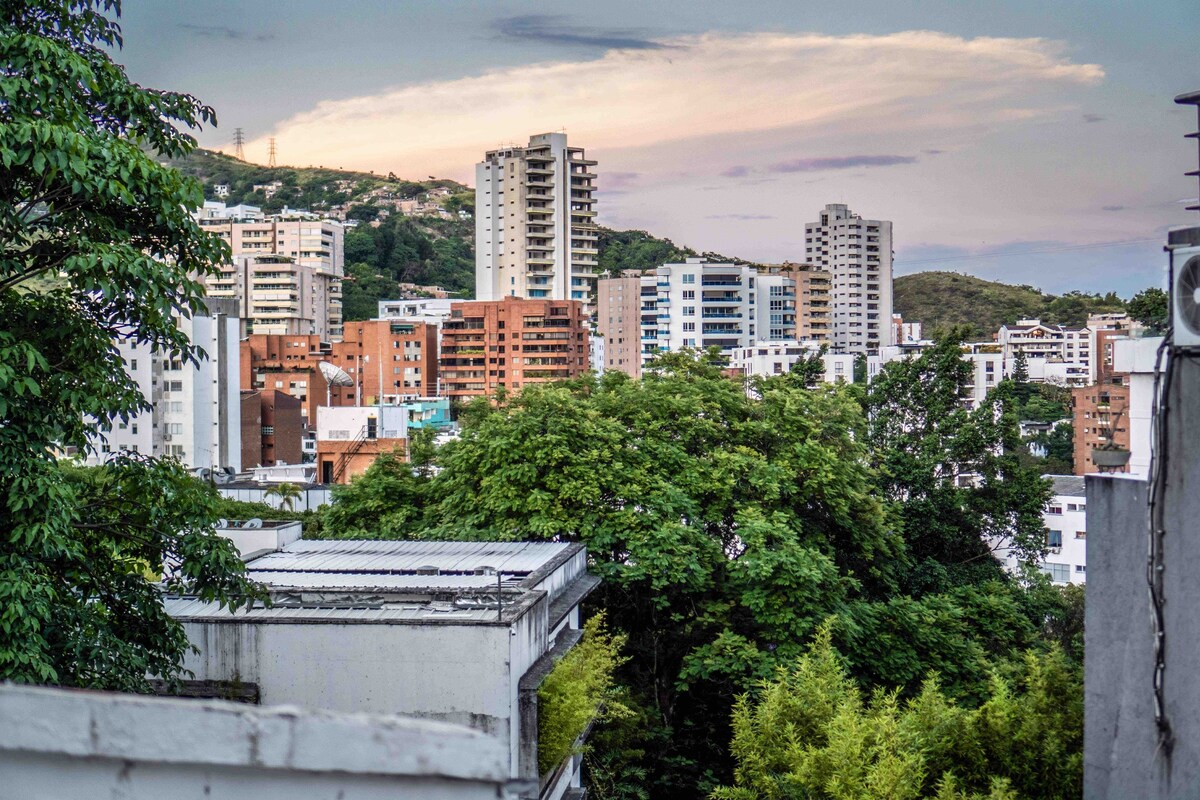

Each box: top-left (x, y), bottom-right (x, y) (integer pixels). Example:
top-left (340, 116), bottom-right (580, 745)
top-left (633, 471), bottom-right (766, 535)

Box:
top-left (172, 153), bottom-right (1129, 330)
top-left (894, 271), bottom-right (1126, 338)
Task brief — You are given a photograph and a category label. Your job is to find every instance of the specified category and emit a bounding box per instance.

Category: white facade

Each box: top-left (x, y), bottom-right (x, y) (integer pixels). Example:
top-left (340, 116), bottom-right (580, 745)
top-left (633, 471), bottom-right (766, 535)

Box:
top-left (475, 133), bottom-right (598, 304)
top-left (378, 297), bottom-right (454, 324)
top-left (168, 540), bottom-right (599, 799)
top-left (996, 319), bottom-right (1091, 385)
top-left (1111, 335), bottom-right (1162, 478)
top-left (994, 476), bottom-right (1088, 585)
top-left (755, 273), bottom-right (798, 341)
top-left (804, 204), bottom-right (893, 354)
top-left (87, 299), bottom-right (242, 472)
top-left (316, 405), bottom-right (408, 443)
top-left (648, 259), bottom-right (762, 353)
top-left (0, 684), bottom-right (512, 800)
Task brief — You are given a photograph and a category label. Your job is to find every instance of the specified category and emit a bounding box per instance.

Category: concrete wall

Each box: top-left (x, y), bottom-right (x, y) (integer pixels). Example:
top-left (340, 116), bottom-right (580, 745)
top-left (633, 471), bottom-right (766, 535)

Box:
top-left (181, 621), bottom-right (518, 752)
top-left (1085, 354), bottom-right (1200, 797)
top-left (0, 684), bottom-right (510, 800)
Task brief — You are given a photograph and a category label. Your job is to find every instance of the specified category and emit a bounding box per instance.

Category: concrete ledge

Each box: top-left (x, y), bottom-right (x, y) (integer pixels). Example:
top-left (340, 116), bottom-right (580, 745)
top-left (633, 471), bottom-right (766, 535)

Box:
top-left (0, 682), bottom-right (508, 782)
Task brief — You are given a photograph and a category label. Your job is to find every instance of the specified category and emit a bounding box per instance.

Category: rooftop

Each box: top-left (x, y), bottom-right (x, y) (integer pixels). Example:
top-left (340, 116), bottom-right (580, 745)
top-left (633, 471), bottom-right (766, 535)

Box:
top-left (166, 539), bottom-right (593, 626)
top-left (1049, 475), bottom-right (1086, 497)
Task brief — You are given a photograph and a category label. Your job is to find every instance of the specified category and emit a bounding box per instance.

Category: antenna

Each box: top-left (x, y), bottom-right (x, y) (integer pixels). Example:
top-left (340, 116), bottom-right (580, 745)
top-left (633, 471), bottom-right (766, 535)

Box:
top-left (268, 137), bottom-right (278, 169)
top-left (233, 128), bottom-right (246, 161)
top-left (1177, 90), bottom-right (1200, 214)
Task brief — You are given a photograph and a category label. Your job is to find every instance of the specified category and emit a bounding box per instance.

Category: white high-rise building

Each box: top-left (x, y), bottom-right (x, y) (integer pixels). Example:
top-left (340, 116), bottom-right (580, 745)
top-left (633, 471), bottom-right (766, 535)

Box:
top-left (804, 203), bottom-right (893, 354)
top-left (646, 258), bottom-right (782, 354)
top-left (86, 298), bottom-right (243, 472)
top-left (475, 133), bottom-right (598, 304)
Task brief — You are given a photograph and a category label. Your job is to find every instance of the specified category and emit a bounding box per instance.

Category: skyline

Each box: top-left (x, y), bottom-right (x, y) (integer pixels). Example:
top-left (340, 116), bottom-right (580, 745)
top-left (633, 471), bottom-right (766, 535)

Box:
top-left (116, 1), bottom-right (1200, 297)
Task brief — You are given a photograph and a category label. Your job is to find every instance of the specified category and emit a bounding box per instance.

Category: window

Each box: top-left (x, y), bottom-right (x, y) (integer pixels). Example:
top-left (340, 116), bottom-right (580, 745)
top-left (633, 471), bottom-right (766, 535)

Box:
top-left (683, 322), bottom-right (695, 332)
top-left (683, 306), bottom-right (695, 316)
top-left (1075, 530), bottom-right (1087, 539)
top-left (1075, 565), bottom-right (1086, 574)
top-left (1047, 530), bottom-right (1063, 548)
top-left (681, 273), bottom-right (695, 284)
top-left (1040, 562), bottom-right (1070, 583)
top-left (1047, 505), bottom-right (1062, 515)
top-left (130, 359), bottom-right (138, 370)
top-left (683, 290), bottom-right (695, 300)
top-left (1067, 503), bottom-right (1079, 511)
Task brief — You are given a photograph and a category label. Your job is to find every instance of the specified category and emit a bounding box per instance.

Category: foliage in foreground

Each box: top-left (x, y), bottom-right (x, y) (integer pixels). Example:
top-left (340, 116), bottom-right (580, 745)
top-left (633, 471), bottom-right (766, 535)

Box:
top-left (712, 626), bottom-right (1082, 800)
top-left (314, 342), bottom-right (1075, 795)
top-left (538, 613), bottom-right (630, 775)
top-left (0, 0), bottom-right (260, 688)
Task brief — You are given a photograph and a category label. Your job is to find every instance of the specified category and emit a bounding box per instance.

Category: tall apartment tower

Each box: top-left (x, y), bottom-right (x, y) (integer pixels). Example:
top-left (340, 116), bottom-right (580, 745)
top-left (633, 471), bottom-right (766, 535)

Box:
top-left (475, 133), bottom-right (599, 304)
top-left (86, 298), bottom-right (242, 472)
top-left (803, 204), bottom-right (893, 354)
top-left (196, 206), bottom-right (345, 340)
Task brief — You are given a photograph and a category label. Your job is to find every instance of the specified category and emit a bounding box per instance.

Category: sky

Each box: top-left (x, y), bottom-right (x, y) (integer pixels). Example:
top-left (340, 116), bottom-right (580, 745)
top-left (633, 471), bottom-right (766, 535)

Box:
top-left (116, 1), bottom-right (1200, 297)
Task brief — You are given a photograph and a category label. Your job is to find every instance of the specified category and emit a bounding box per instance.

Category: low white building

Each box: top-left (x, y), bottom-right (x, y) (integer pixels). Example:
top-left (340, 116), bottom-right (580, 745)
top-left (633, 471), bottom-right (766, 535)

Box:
top-left (377, 298), bottom-right (454, 324)
top-left (86, 297), bottom-right (242, 472)
top-left (994, 475), bottom-right (1087, 585)
top-left (167, 539), bottom-right (599, 800)
top-left (316, 404), bottom-right (408, 443)
top-left (728, 340), bottom-right (863, 384)
top-left (0, 683), bottom-right (514, 800)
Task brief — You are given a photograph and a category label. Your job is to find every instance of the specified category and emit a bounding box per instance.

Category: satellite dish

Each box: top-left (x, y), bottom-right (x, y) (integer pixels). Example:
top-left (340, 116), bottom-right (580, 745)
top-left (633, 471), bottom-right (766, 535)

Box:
top-left (319, 361), bottom-right (353, 387)
top-left (245, 518), bottom-right (263, 529)
top-left (216, 518), bottom-right (228, 529)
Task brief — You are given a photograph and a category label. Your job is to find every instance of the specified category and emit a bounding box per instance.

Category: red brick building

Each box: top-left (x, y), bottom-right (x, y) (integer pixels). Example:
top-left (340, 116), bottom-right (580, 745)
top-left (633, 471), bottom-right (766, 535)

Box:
top-left (1073, 382), bottom-right (1130, 474)
top-left (240, 320), bottom-right (438, 425)
top-left (439, 298), bottom-right (589, 400)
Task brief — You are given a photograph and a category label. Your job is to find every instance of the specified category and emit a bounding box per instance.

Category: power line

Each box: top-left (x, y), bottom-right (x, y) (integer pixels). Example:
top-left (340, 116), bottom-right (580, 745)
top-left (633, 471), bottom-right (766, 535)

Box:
top-left (895, 237), bottom-right (1161, 266)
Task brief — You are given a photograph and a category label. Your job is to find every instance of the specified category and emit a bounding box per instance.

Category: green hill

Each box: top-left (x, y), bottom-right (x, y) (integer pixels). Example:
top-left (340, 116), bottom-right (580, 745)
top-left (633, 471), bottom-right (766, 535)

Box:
top-left (171, 153), bottom-right (1130, 330)
top-left (894, 271), bottom-right (1126, 339)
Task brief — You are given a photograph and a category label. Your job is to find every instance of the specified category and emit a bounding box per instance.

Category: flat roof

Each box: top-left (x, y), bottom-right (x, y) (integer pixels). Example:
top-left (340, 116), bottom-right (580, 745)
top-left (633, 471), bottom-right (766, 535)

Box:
top-left (166, 540), bottom-right (588, 626)
top-left (1049, 475), bottom-right (1086, 497)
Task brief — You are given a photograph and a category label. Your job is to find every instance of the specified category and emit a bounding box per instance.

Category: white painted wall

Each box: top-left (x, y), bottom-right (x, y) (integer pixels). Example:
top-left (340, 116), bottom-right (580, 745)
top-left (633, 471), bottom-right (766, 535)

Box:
top-left (0, 684), bottom-right (511, 800)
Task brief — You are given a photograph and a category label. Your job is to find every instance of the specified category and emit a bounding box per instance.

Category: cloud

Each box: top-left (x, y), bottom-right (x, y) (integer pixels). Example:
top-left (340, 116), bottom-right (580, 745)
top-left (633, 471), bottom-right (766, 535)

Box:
top-left (1083, 113), bottom-right (1106, 123)
top-left (246, 31), bottom-right (1103, 179)
top-left (721, 165), bottom-right (751, 178)
top-left (178, 23), bottom-right (272, 42)
top-left (492, 15), bottom-right (669, 51)
top-left (706, 214), bottom-right (775, 220)
top-left (1102, 205), bottom-right (1125, 211)
top-left (603, 171), bottom-right (641, 189)
top-left (768, 154), bottom-right (917, 173)
top-left (924, 149), bottom-right (945, 155)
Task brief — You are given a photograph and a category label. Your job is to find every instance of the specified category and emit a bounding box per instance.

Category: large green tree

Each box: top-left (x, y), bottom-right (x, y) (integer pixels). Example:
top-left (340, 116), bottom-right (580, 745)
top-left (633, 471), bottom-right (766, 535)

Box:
top-left (0, 0), bottom-right (259, 689)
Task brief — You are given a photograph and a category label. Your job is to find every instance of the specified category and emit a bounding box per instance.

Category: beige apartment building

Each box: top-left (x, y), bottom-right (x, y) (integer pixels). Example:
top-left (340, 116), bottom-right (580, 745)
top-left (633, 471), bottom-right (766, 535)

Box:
top-left (197, 206), bottom-right (345, 340)
top-left (475, 133), bottom-right (599, 304)
top-left (804, 204), bottom-right (892, 354)
top-left (596, 271), bottom-right (646, 378)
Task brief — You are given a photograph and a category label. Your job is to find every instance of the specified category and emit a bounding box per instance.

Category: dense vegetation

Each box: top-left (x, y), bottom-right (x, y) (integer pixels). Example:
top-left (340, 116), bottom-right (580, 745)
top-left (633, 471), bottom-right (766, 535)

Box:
top-left (313, 340), bottom-right (1081, 797)
top-left (1, 0), bottom-right (260, 688)
top-left (894, 271), bottom-right (1126, 338)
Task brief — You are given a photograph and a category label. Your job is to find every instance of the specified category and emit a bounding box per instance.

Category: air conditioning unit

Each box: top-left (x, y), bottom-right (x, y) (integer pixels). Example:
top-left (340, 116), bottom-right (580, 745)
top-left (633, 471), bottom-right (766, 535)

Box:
top-left (1048, 547), bottom-right (1062, 555)
top-left (1172, 241), bottom-right (1200, 347)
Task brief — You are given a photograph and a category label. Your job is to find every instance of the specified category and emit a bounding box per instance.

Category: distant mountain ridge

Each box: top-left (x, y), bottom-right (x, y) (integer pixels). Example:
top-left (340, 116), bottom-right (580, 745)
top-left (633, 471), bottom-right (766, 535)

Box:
top-left (894, 271), bottom-right (1126, 339)
top-left (171, 151), bottom-right (1131, 329)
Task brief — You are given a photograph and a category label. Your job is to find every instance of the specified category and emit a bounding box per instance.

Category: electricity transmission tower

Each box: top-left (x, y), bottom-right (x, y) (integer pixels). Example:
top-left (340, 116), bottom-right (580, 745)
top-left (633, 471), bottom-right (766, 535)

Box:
top-left (267, 137), bottom-right (277, 168)
top-left (232, 128), bottom-right (245, 161)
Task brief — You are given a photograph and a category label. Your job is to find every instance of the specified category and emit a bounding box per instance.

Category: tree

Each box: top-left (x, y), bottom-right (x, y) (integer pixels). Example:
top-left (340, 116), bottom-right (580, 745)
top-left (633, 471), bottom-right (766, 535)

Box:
top-left (0, 0), bottom-right (260, 689)
top-left (712, 627), bottom-right (1082, 800)
top-left (1127, 287), bottom-right (1168, 334)
top-left (264, 482), bottom-right (302, 512)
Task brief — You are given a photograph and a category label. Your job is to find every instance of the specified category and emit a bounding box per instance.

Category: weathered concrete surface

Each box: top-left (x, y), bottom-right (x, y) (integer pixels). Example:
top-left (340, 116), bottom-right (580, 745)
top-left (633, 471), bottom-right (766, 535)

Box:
top-left (1085, 353), bottom-right (1200, 799)
top-left (0, 682), bottom-right (510, 800)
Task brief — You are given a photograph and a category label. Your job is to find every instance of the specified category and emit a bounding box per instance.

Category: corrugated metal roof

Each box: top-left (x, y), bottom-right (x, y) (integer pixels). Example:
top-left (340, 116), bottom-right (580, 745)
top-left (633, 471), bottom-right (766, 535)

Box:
top-left (164, 597), bottom-right (504, 623)
top-left (249, 540), bottom-right (573, 576)
top-left (247, 571), bottom-right (522, 591)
